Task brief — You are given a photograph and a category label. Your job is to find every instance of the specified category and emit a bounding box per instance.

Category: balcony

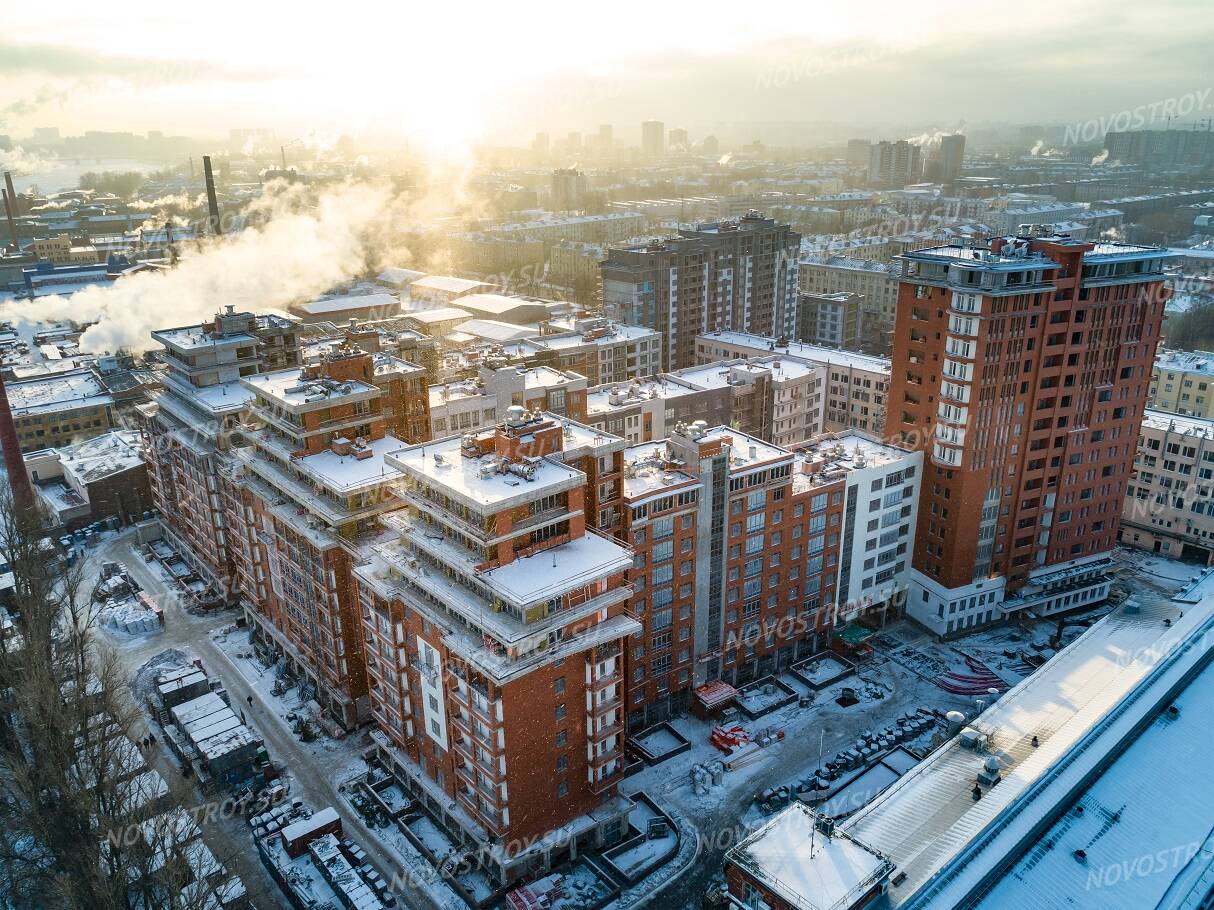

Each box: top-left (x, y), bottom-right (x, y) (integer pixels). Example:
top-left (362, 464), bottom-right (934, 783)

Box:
top-left (588, 693), bottom-right (622, 718)
top-left (589, 762), bottom-right (624, 794)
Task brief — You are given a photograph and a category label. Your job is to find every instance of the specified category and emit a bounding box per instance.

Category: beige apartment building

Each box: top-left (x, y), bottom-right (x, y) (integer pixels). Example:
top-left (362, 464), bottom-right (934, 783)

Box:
top-left (1121, 408), bottom-right (1214, 564)
top-left (1149, 349), bottom-right (1214, 419)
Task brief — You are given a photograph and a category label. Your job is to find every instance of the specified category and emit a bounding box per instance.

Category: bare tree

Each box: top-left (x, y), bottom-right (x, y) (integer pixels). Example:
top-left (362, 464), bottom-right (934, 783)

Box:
top-left (0, 490), bottom-right (240, 909)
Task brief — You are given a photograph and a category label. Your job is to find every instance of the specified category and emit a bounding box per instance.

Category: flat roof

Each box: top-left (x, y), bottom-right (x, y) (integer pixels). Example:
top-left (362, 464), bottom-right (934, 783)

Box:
top-left (842, 572), bottom-right (1214, 907)
top-left (697, 331), bottom-right (891, 375)
top-left (291, 433), bottom-right (407, 493)
top-left (479, 529), bottom-right (633, 605)
top-left (1155, 348), bottom-right (1214, 375)
top-left (152, 324), bottom-right (257, 352)
top-left (403, 306), bottom-right (472, 324)
top-left (972, 649), bottom-right (1214, 909)
top-left (242, 369), bottom-right (377, 410)
top-left (292, 292), bottom-right (399, 317)
top-left (409, 275), bottom-right (491, 294)
top-left (453, 319), bottom-right (538, 343)
top-left (7, 369), bottom-right (113, 417)
top-left (729, 802), bottom-right (893, 910)
top-left (701, 426), bottom-right (791, 472)
top-left (623, 442), bottom-right (700, 501)
top-left (1140, 407), bottom-right (1214, 437)
top-left (388, 434), bottom-right (584, 512)
top-left (60, 429), bottom-right (144, 483)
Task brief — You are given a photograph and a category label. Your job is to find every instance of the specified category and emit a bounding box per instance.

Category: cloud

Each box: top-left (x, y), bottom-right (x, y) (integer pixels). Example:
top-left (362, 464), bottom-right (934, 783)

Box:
top-left (0, 40), bottom-right (267, 84)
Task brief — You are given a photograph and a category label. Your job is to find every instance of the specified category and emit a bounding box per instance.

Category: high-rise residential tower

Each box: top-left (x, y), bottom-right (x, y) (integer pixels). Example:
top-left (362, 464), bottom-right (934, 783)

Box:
top-left (890, 232), bottom-right (1171, 636)
top-left (601, 212), bottom-right (801, 370)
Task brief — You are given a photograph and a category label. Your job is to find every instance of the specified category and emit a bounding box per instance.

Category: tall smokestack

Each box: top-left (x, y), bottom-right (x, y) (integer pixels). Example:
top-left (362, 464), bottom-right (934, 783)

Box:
top-left (3, 172), bottom-right (19, 218)
top-left (0, 373), bottom-right (33, 512)
top-left (202, 155), bottom-right (222, 237)
top-left (1, 188), bottom-right (18, 252)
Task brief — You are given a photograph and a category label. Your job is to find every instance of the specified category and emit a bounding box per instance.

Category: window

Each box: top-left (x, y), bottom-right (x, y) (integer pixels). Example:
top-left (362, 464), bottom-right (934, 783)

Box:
top-left (555, 730), bottom-right (567, 747)
top-left (555, 704), bottom-right (566, 720)
top-left (557, 781), bottom-right (569, 797)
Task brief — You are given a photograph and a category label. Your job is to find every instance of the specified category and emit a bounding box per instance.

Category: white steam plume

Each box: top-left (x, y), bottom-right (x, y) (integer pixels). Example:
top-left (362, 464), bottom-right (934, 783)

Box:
top-left (0, 145), bottom-right (55, 176)
top-left (1091, 149), bottom-right (1110, 166)
top-left (0, 181), bottom-right (402, 354)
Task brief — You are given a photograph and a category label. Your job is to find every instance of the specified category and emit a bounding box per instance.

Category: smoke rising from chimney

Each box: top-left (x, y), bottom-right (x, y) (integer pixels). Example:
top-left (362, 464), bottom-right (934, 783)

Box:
top-left (0, 180), bottom-right (408, 354)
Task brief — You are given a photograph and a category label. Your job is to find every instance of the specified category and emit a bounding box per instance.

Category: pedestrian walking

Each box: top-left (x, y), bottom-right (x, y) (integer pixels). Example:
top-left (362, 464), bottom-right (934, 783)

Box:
top-left (246, 694), bottom-right (254, 707)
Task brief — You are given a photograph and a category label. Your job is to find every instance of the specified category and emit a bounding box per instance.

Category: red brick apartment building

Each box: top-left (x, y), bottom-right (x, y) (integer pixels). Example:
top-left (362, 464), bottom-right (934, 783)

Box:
top-left (621, 424), bottom-right (920, 729)
top-left (891, 233), bottom-right (1171, 637)
top-left (353, 409), bottom-right (639, 884)
top-left (141, 308), bottom-right (300, 590)
top-left (222, 342), bottom-right (419, 729)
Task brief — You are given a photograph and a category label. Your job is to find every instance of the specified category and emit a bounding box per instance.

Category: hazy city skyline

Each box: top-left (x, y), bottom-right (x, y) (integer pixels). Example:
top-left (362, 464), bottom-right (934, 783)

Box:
top-left (2, 0), bottom-right (1212, 155)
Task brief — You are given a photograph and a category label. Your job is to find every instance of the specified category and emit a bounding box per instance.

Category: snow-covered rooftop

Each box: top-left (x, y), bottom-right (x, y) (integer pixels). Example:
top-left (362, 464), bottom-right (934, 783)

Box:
top-left (453, 319), bottom-right (539, 343)
top-left (409, 275), bottom-right (492, 295)
top-left (842, 570), bottom-right (1214, 907)
top-left (698, 331), bottom-right (891, 375)
top-left (480, 529), bottom-right (633, 605)
top-left (403, 306), bottom-right (473, 325)
top-left (1140, 407), bottom-right (1214, 437)
top-left (1155, 348), bottom-right (1214, 376)
top-left (728, 802), bottom-right (893, 910)
top-left (59, 429), bottom-right (144, 483)
top-left (622, 441), bottom-right (699, 501)
top-left (292, 291), bottom-right (400, 317)
top-left (243, 368), bottom-right (377, 410)
top-left (291, 433), bottom-right (407, 493)
top-left (388, 434), bottom-right (584, 512)
top-left (6, 369), bottom-right (113, 417)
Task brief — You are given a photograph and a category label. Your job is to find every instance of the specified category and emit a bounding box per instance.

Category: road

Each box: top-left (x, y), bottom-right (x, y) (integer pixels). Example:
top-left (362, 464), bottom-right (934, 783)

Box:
top-left (95, 530), bottom-right (446, 910)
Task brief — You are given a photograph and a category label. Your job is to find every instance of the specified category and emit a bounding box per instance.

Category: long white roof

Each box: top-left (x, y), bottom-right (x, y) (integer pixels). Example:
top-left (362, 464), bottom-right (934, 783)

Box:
top-left (843, 569), bottom-right (1214, 907)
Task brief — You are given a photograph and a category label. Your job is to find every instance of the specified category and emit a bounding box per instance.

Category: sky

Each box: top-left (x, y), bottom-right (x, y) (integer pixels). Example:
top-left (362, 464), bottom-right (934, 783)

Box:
top-left (1, 0), bottom-right (1212, 154)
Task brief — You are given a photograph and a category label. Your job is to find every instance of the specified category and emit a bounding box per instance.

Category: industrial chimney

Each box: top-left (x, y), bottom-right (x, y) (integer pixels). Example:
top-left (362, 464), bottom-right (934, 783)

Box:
top-left (1, 187), bottom-right (18, 252)
top-left (0, 372), bottom-right (34, 512)
top-left (202, 155), bottom-right (222, 236)
top-left (3, 171), bottom-right (20, 218)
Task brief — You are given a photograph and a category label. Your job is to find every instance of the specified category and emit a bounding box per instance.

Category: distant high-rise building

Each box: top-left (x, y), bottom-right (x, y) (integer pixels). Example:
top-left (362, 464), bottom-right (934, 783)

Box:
top-left (668, 127), bottom-right (689, 151)
top-left (867, 140), bottom-right (922, 187)
top-left (846, 138), bottom-right (872, 167)
top-left (641, 120), bottom-right (664, 158)
top-left (532, 131), bottom-right (550, 157)
top-left (551, 167), bottom-right (588, 212)
top-left (598, 123), bottom-right (613, 152)
top-left (566, 130), bottom-right (582, 151)
top-left (890, 232), bottom-right (1171, 637)
top-left (601, 212), bottom-right (800, 370)
top-left (938, 134), bottom-right (966, 182)
top-left (31, 127), bottom-right (60, 146)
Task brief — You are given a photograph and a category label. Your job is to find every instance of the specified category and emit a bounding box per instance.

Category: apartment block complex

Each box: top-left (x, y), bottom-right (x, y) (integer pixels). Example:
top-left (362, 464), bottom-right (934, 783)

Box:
top-left (1149, 348), bottom-right (1214, 418)
top-left (302, 326), bottom-right (431, 443)
top-left (695, 331), bottom-right (890, 436)
top-left (429, 364), bottom-right (588, 436)
top-left (601, 213), bottom-right (801, 370)
top-left (798, 291), bottom-right (865, 349)
top-left (621, 424), bottom-right (920, 707)
top-left (141, 308), bottom-right (300, 588)
top-left (889, 235), bottom-right (1170, 637)
top-left (352, 410), bottom-right (639, 883)
top-left (799, 255), bottom-right (900, 355)
top-left (1121, 409), bottom-right (1214, 563)
top-left (224, 342), bottom-right (418, 729)
top-left (8, 367), bottom-right (114, 452)
top-left (534, 317), bottom-right (663, 385)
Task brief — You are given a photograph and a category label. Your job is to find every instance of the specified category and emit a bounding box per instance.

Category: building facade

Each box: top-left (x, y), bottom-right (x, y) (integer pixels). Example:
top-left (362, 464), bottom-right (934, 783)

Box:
top-left (224, 343), bottom-right (415, 729)
top-left (889, 235), bottom-right (1170, 637)
top-left (695, 331), bottom-right (890, 436)
top-left (1149, 348), bottom-right (1214, 419)
top-left (141, 309), bottom-right (300, 589)
top-left (1121, 409), bottom-right (1214, 563)
top-left (602, 213), bottom-right (801, 370)
top-left (353, 410), bottom-right (639, 884)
